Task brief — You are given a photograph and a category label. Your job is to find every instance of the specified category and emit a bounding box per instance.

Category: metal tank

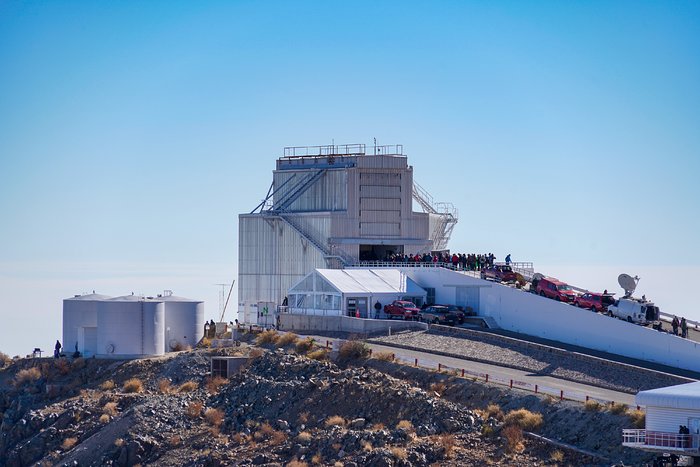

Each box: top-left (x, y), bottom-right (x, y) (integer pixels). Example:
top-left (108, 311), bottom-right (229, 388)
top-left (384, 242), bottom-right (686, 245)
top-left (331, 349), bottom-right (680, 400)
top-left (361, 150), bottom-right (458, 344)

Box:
top-left (157, 290), bottom-right (205, 351)
top-left (97, 295), bottom-right (165, 358)
top-left (62, 293), bottom-right (111, 358)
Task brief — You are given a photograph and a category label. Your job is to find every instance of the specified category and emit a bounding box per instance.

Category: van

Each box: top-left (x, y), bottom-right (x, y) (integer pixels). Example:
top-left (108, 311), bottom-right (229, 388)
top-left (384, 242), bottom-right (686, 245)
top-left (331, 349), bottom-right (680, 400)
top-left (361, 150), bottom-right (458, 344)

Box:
top-left (607, 298), bottom-right (660, 325)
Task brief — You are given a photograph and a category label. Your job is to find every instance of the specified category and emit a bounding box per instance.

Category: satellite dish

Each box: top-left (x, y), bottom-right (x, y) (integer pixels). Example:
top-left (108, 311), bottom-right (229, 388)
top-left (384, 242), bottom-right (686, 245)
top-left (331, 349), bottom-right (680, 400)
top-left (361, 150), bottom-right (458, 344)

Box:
top-left (618, 274), bottom-right (639, 297)
top-left (105, 343), bottom-right (115, 354)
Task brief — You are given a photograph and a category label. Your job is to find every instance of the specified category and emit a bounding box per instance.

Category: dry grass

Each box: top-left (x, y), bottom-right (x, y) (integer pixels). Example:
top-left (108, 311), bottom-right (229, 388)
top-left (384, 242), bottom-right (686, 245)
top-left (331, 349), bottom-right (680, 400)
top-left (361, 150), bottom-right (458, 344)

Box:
top-left (256, 329), bottom-right (280, 345)
top-left (61, 437), bottom-right (78, 451)
top-left (103, 402), bottom-right (118, 416)
top-left (550, 449), bottom-right (564, 462)
top-left (503, 425), bottom-right (525, 453)
top-left (362, 440), bottom-right (373, 452)
top-left (372, 351), bottom-right (395, 362)
top-left (253, 422), bottom-right (287, 446)
top-left (55, 358), bottom-right (71, 375)
top-left (177, 380), bottom-right (199, 393)
top-left (286, 460), bottom-right (309, 467)
top-left (201, 337), bottom-right (212, 348)
top-left (296, 431), bottom-right (312, 443)
top-left (248, 347), bottom-right (265, 361)
top-left (158, 378), bottom-right (172, 394)
top-left (295, 337), bottom-right (315, 354)
top-left (585, 399), bottom-right (602, 412)
top-left (205, 376), bottom-right (227, 394)
top-left (311, 453), bottom-right (323, 465)
top-left (114, 438), bottom-right (125, 447)
top-left (14, 367), bottom-right (41, 386)
top-left (122, 378), bottom-right (144, 393)
top-left (390, 446), bottom-right (407, 460)
top-left (0, 351), bottom-right (11, 368)
top-left (169, 435), bottom-right (182, 447)
top-left (297, 411), bottom-right (309, 424)
top-left (100, 380), bottom-right (115, 391)
top-left (186, 401), bottom-right (203, 419)
top-left (430, 382), bottom-right (447, 395)
top-left (72, 358), bottom-right (85, 370)
top-left (609, 402), bottom-right (629, 415)
top-left (483, 403), bottom-right (504, 421)
top-left (628, 409), bottom-right (646, 428)
top-left (277, 332), bottom-right (299, 347)
top-left (436, 433), bottom-right (456, 458)
top-left (504, 408), bottom-right (543, 431)
top-left (99, 414), bottom-right (110, 424)
top-left (325, 415), bottom-right (347, 428)
top-left (204, 408), bottom-right (224, 427)
top-left (396, 419), bottom-right (415, 432)
top-left (337, 340), bottom-right (370, 362)
top-left (371, 422), bottom-right (385, 431)
top-left (307, 349), bottom-right (329, 361)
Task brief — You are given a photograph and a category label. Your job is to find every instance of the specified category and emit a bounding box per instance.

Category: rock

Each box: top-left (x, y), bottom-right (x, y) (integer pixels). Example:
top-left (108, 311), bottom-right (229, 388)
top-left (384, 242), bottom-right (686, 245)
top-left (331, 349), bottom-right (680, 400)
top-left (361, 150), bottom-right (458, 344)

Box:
top-left (277, 419), bottom-right (289, 430)
top-left (350, 418), bottom-right (366, 429)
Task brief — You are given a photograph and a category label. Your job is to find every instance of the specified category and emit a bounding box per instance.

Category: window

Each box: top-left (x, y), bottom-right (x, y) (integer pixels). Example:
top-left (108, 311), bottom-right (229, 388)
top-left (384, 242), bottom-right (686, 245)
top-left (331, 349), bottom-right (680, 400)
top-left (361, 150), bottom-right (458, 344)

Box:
top-left (425, 288), bottom-right (436, 306)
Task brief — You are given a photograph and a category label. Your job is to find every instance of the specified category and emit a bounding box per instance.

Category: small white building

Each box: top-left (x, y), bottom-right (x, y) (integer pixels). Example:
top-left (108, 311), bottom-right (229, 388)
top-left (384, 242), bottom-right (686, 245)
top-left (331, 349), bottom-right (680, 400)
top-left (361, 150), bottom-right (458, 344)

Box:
top-left (623, 381), bottom-right (700, 457)
top-left (62, 293), bottom-right (112, 358)
top-left (287, 268), bottom-right (427, 317)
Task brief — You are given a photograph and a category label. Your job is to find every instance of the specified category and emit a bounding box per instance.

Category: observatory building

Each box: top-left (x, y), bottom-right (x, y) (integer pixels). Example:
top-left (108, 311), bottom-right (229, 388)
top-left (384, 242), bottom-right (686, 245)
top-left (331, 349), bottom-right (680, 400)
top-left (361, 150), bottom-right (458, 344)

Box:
top-left (62, 291), bottom-right (204, 358)
top-left (238, 144), bottom-right (458, 323)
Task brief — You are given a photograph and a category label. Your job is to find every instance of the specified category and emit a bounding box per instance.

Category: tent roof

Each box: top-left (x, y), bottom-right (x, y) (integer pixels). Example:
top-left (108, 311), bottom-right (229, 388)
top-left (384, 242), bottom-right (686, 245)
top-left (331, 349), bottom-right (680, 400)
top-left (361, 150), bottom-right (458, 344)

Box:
top-left (636, 381), bottom-right (700, 410)
top-left (312, 268), bottom-right (425, 295)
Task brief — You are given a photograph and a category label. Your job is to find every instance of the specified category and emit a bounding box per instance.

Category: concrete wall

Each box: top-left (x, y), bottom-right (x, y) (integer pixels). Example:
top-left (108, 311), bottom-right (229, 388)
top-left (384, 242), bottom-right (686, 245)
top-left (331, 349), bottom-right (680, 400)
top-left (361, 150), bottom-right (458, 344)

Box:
top-left (280, 313), bottom-right (427, 334)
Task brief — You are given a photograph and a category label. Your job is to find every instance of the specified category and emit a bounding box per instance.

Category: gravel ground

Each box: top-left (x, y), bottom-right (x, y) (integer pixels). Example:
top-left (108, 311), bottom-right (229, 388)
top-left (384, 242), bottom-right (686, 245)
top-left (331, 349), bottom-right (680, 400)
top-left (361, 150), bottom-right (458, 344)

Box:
top-left (369, 330), bottom-right (686, 393)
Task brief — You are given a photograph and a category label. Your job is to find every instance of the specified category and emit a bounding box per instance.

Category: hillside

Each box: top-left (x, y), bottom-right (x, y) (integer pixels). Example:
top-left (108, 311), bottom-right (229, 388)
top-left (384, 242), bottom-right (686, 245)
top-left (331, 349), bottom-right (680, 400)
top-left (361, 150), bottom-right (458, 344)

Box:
top-left (0, 333), bottom-right (654, 466)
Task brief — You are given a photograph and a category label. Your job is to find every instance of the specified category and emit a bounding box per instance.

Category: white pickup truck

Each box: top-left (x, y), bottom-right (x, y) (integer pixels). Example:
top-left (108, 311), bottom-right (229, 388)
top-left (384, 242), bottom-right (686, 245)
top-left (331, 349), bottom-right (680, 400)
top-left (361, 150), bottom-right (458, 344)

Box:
top-left (608, 297), bottom-right (660, 325)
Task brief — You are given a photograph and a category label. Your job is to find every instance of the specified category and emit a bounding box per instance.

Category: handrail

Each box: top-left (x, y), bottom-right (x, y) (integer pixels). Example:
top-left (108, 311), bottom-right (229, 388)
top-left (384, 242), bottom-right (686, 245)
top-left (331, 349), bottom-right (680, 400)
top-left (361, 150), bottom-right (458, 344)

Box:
top-left (282, 144), bottom-right (404, 158)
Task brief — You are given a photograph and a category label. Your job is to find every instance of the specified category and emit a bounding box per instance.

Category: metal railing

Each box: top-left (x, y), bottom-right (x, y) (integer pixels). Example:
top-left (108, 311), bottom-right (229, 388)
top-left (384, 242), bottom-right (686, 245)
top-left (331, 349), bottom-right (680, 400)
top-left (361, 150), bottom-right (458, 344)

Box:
top-left (282, 144), bottom-right (404, 158)
top-left (623, 429), bottom-right (699, 451)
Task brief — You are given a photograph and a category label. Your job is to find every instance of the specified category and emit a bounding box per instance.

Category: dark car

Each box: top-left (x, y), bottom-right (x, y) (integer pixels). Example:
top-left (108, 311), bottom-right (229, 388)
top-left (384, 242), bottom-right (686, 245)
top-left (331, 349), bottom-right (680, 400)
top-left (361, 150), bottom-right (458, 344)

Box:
top-left (418, 305), bottom-right (458, 325)
top-left (480, 264), bottom-right (518, 283)
top-left (435, 304), bottom-right (470, 324)
top-left (574, 292), bottom-right (616, 312)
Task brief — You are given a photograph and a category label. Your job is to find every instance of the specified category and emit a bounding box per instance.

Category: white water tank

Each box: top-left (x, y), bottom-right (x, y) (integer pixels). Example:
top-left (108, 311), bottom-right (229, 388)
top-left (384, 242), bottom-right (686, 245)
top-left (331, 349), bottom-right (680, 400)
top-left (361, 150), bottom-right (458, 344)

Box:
top-left (158, 291), bottom-right (205, 351)
top-left (62, 293), bottom-right (111, 358)
top-left (97, 295), bottom-right (165, 358)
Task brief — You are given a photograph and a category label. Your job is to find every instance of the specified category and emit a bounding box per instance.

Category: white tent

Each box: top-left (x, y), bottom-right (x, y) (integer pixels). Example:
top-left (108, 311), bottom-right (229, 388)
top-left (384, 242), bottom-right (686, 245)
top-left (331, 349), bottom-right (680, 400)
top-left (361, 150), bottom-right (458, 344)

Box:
top-left (287, 268), bottom-right (427, 317)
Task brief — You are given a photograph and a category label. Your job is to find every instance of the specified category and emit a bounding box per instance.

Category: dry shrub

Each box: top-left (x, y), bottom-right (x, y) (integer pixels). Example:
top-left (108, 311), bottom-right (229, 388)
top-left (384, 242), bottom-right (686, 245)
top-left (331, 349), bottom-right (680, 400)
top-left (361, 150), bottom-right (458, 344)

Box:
top-left (61, 437), bottom-right (78, 451)
top-left (307, 349), bottom-right (329, 361)
top-left (286, 460), bottom-right (308, 467)
top-left (609, 402), bottom-right (628, 415)
top-left (628, 409), bottom-right (645, 428)
top-left (205, 376), bottom-right (227, 394)
top-left (484, 403), bottom-right (504, 421)
top-left (248, 347), bottom-right (265, 361)
top-left (254, 422), bottom-right (287, 446)
top-left (171, 341), bottom-right (185, 351)
top-left (277, 332), bottom-right (299, 347)
top-left (436, 433), bottom-right (456, 458)
top-left (295, 337), bottom-right (315, 354)
top-left (114, 438), bottom-right (125, 447)
top-left (256, 329), bottom-right (280, 345)
top-left (158, 378), bottom-right (172, 394)
top-left (204, 408), bottom-right (224, 427)
top-left (186, 401), bottom-right (203, 419)
top-left (396, 419), bottom-right (415, 432)
top-left (585, 399), bottom-right (601, 412)
top-left (201, 337), bottom-right (212, 348)
top-left (296, 431), bottom-right (312, 443)
top-left (55, 358), bottom-right (71, 375)
top-left (122, 378), bottom-right (144, 393)
top-left (390, 446), bottom-right (407, 460)
top-left (14, 367), bottom-right (41, 386)
top-left (311, 453), bottom-right (323, 465)
top-left (99, 414), bottom-right (110, 424)
top-left (103, 402), bottom-right (118, 416)
top-left (373, 351), bottom-right (394, 362)
top-left (298, 411), bottom-right (309, 424)
top-left (72, 357), bottom-right (85, 370)
top-left (325, 415), bottom-right (347, 428)
top-left (337, 340), bottom-right (370, 362)
top-left (550, 449), bottom-right (564, 462)
top-left (362, 440), bottom-right (373, 452)
top-left (0, 351), bottom-right (11, 368)
top-left (481, 425), bottom-right (494, 437)
top-left (178, 380), bottom-right (198, 393)
top-left (502, 425), bottom-right (524, 453)
top-left (169, 435), bottom-right (182, 447)
top-left (504, 408), bottom-right (543, 431)
top-left (430, 382), bottom-right (446, 395)
top-left (100, 380), bottom-right (115, 391)
top-left (543, 394), bottom-right (557, 405)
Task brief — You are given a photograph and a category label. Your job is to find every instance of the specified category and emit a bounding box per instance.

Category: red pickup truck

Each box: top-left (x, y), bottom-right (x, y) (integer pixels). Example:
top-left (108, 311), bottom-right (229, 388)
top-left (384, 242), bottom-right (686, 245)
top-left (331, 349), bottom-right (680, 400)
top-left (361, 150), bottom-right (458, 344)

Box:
top-left (383, 300), bottom-right (420, 320)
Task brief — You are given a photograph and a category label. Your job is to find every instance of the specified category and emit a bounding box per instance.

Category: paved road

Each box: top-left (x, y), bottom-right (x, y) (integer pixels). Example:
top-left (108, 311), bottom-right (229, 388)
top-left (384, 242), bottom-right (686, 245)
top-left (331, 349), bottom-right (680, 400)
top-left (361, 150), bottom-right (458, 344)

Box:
top-left (303, 333), bottom-right (637, 406)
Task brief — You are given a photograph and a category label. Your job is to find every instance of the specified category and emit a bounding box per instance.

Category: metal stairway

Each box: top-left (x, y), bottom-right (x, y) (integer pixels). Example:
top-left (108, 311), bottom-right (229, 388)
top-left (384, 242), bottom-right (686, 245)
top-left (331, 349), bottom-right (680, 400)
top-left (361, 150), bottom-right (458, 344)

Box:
top-left (412, 181), bottom-right (458, 251)
top-left (274, 169), bottom-right (326, 212)
top-left (279, 214), bottom-right (353, 267)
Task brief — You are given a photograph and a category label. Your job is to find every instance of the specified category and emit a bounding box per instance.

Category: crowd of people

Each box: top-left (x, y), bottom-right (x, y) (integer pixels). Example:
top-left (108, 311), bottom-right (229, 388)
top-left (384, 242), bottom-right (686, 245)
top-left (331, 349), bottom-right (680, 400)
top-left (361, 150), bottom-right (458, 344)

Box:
top-left (374, 252), bottom-right (509, 271)
top-left (671, 315), bottom-right (689, 338)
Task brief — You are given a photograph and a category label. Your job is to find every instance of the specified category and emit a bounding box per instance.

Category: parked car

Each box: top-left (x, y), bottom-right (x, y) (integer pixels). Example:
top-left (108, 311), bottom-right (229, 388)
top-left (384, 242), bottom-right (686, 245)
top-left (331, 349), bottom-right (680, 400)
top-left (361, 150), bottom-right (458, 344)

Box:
top-left (418, 305), bottom-right (458, 325)
top-left (608, 297), bottom-right (660, 325)
top-left (535, 277), bottom-right (577, 303)
top-left (574, 292), bottom-right (616, 312)
top-left (435, 304), bottom-right (474, 324)
top-left (383, 300), bottom-right (420, 320)
top-left (480, 264), bottom-right (518, 283)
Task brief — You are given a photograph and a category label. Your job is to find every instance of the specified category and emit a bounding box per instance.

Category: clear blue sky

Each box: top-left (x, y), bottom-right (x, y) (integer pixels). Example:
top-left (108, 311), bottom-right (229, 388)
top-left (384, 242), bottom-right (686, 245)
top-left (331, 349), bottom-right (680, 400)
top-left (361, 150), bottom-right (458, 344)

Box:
top-left (1, 1), bottom-right (698, 356)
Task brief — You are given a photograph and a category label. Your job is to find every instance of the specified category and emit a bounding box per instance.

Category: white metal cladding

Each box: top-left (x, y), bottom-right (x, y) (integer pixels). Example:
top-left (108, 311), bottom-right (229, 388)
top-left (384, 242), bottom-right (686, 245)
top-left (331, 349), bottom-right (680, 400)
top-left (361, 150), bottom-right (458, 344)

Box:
top-left (273, 169), bottom-right (347, 212)
top-left (360, 222), bottom-right (401, 236)
top-left (356, 155), bottom-right (407, 169)
top-left (360, 172), bottom-right (401, 185)
top-left (97, 298), bottom-right (165, 357)
top-left (359, 185), bottom-right (401, 198)
top-left (645, 406), bottom-right (700, 433)
top-left (62, 293), bottom-right (111, 358)
top-left (360, 198), bottom-right (401, 210)
top-left (637, 382), bottom-right (700, 410)
top-left (360, 210), bottom-right (400, 223)
top-left (160, 297), bottom-right (205, 350)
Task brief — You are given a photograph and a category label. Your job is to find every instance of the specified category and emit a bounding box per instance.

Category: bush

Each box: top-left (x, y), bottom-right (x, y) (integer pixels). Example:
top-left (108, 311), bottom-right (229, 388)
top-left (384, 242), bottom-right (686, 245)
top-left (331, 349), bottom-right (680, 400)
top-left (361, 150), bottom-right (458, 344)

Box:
top-left (256, 330), bottom-right (280, 345)
top-left (186, 401), bottom-right (203, 418)
top-left (286, 460), bottom-right (308, 467)
top-left (372, 351), bottom-right (394, 362)
top-left (0, 351), bottom-right (11, 368)
top-left (254, 422), bottom-right (287, 445)
top-left (62, 437), bottom-right (78, 451)
top-left (200, 337), bottom-right (212, 348)
top-left (337, 340), bottom-right (370, 362)
top-left (205, 376), bottom-right (227, 394)
top-left (550, 449), bottom-right (564, 462)
top-left (103, 402), bottom-right (118, 416)
top-left (169, 435), bottom-right (182, 447)
top-left (502, 425), bottom-right (524, 453)
top-left (396, 420), bottom-right (415, 432)
top-left (628, 408), bottom-right (646, 428)
top-left (436, 433), bottom-right (456, 458)
top-left (158, 378), bottom-right (172, 394)
top-left (390, 446), bottom-right (407, 460)
top-left (325, 415), bottom-right (347, 428)
top-left (55, 358), bottom-right (71, 375)
top-left (122, 378), bottom-right (144, 393)
top-left (307, 349), bottom-right (329, 361)
top-left (295, 337), bottom-right (315, 354)
top-left (248, 348), bottom-right (265, 361)
top-left (277, 332), bottom-right (299, 348)
top-left (585, 399), bottom-right (602, 412)
top-left (14, 367), bottom-right (41, 386)
top-left (204, 408), bottom-right (224, 427)
top-left (296, 431), bottom-right (312, 443)
top-left (72, 357), bottom-right (85, 370)
top-left (504, 408), bottom-right (543, 431)
top-left (484, 403), bottom-right (504, 421)
top-left (178, 380), bottom-right (199, 393)
top-left (430, 382), bottom-right (446, 395)
top-left (99, 414), bottom-right (110, 424)
top-left (100, 380), bottom-right (115, 391)
top-left (610, 402), bottom-right (628, 415)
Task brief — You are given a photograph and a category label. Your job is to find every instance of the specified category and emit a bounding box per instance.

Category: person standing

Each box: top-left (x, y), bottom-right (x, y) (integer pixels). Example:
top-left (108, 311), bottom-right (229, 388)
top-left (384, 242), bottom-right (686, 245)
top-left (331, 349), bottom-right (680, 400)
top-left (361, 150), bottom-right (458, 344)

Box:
top-left (54, 340), bottom-right (62, 359)
top-left (505, 254), bottom-right (512, 266)
top-left (681, 317), bottom-right (688, 338)
top-left (374, 300), bottom-right (382, 319)
top-left (672, 316), bottom-right (679, 336)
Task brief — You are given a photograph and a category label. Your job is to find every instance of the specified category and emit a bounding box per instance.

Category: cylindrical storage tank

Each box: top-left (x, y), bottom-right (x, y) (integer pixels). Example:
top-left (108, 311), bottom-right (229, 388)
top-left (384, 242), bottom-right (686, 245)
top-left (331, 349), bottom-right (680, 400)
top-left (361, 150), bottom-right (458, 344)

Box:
top-left (159, 293), bottom-right (205, 351)
top-left (62, 293), bottom-right (111, 358)
top-left (97, 295), bottom-right (165, 358)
